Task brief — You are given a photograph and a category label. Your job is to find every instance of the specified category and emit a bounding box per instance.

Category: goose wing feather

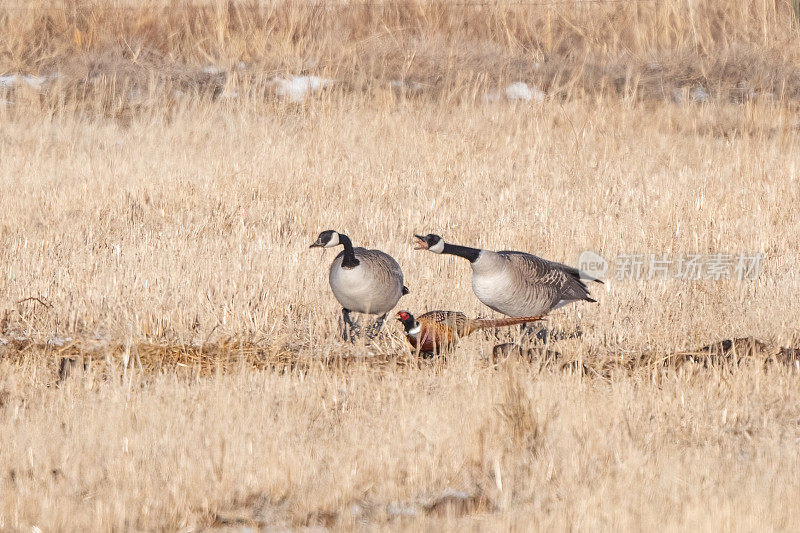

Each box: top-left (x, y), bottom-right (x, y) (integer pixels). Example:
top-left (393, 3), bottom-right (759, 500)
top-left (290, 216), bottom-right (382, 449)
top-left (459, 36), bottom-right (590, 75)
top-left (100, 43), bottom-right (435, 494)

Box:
top-left (498, 251), bottom-right (594, 303)
top-left (354, 248), bottom-right (404, 284)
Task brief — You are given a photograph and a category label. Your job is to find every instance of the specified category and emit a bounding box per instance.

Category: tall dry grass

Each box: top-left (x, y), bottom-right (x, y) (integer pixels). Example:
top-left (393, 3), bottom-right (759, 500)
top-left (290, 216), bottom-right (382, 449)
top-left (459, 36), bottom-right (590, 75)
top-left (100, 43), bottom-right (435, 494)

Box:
top-left (2, 0), bottom-right (800, 110)
top-left (4, 359), bottom-right (800, 530)
top-left (0, 92), bottom-right (798, 529)
top-left (1, 1), bottom-right (800, 530)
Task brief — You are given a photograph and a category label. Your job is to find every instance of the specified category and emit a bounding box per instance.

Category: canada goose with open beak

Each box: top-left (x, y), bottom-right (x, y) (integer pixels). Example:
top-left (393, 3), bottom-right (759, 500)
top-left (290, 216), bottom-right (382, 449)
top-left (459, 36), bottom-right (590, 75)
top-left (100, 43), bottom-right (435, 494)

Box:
top-left (311, 230), bottom-right (409, 340)
top-left (412, 233), bottom-right (600, 318)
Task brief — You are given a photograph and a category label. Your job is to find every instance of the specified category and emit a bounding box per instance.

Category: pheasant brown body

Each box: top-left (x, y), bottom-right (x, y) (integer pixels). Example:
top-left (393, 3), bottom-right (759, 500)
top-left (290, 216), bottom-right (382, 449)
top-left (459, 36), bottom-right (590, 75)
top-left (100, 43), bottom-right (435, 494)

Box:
top-left (397, 310), bottom-right (543, 354)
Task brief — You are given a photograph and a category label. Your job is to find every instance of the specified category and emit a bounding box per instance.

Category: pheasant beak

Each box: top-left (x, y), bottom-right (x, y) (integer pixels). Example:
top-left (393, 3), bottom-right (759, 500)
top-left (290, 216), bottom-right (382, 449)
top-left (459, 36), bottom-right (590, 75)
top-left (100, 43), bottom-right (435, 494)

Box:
top-left (412, 234), bottom-right (428, 250)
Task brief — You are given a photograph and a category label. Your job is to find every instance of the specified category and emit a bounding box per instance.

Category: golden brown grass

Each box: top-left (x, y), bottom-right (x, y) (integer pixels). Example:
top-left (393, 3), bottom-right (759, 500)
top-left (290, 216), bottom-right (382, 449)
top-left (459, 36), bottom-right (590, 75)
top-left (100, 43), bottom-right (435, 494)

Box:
top-left (2, 92), bottom-right (800, 530)
top-left (3, 0), bottom-right (800, 112)
top-left (2, 1), bottom-right (800, 530)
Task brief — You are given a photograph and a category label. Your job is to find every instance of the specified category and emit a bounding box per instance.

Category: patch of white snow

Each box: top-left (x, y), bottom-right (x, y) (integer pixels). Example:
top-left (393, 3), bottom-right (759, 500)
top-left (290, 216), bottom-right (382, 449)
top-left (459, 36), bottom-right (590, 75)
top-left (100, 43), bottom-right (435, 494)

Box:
top-left (273, 75), bottom-right (333, 102)
top-left (0, 74), bottom-right (53, 91)
top-left (390, 80), bottom-right (424, 93)
top-left (48, 336), bottom-right (74, 347)
top-left (505, 81), bottom-right (545, 101)
top-left (692, 86), bottom-right (710, 103)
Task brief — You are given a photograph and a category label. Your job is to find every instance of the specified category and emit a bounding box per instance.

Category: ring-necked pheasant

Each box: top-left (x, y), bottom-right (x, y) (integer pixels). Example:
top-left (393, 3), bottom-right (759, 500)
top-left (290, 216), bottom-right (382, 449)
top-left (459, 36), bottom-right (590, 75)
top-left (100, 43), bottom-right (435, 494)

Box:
top-left (396, 310), bottom-right (544, 354)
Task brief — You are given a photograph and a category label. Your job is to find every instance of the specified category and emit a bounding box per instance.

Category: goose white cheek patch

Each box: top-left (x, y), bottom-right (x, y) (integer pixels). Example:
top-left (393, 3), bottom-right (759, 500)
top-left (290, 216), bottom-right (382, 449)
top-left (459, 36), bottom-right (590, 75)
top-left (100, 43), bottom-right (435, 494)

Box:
top-left (325, 232), bottom-right (340, 247)
top-left (429, 240), bottom-right (444, 253)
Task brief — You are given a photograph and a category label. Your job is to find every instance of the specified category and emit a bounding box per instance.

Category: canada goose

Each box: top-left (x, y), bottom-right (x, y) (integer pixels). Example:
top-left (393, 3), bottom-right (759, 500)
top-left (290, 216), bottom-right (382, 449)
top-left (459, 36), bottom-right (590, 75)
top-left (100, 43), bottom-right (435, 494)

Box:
top-left (310, 230), bottom-right (408, 340)
top-left (412, 233), bottom-right (600, 318)
top-left (396, 310), bottom-right (543, 355)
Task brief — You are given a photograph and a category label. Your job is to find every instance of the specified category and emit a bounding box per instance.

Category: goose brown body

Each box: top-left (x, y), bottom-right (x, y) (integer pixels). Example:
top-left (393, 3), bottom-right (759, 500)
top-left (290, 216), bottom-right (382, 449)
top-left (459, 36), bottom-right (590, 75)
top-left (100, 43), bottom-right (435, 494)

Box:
top-left (413, 234), bottom-right (600, 318)
top-left (329, 247), bottom-right (406, 315)
top-left (311, 230), bottom-right (408, 340)
top-left (471, 250), bottom-right (596, 317)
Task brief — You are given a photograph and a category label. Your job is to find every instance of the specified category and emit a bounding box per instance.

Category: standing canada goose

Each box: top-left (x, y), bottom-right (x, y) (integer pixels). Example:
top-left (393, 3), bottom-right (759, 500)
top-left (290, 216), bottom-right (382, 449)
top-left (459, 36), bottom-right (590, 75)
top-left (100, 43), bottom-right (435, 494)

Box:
top-left (412, 233), bottom-right (601, 318)
top-left (396, 310), bottom-right (544, 355)
top-left (310, 230), bottom-right (408, 340)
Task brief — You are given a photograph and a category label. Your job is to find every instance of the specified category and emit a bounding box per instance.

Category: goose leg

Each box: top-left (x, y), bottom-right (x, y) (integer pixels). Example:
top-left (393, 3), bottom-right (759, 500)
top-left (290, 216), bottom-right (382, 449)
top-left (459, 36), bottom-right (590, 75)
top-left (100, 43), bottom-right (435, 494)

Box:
top-left (341, 308), bottom-right (359, 342)
top-left (367, 313), bottom-right (387, 340)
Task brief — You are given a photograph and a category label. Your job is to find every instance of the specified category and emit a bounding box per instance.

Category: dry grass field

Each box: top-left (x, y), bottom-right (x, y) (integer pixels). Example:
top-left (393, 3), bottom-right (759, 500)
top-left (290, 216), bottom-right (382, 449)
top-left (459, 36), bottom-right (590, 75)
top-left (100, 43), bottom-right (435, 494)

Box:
top-left (2, 0), bottom-right (800, 530)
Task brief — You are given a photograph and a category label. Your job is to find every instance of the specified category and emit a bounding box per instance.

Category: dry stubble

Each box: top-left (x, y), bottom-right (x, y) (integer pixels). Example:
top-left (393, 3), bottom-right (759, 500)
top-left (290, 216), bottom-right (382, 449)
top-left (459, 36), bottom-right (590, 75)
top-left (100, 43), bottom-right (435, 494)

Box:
top-left (1, 1), bottom-right (800, 529)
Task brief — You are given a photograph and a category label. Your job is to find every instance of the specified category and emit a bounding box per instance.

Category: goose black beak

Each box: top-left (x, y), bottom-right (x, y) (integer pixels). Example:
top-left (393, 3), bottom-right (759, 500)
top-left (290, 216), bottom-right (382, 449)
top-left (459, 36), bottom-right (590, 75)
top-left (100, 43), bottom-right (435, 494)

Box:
top-left (309, 242), bottom-right (322, 248)
top-left (412, 234), bottom-right (428, 250)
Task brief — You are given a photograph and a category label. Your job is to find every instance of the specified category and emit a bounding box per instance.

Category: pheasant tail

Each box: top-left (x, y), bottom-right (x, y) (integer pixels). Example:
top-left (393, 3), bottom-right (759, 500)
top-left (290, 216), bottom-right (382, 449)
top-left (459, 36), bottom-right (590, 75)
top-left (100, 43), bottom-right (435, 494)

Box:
top-left (466, 315), bottom-right (544, 335)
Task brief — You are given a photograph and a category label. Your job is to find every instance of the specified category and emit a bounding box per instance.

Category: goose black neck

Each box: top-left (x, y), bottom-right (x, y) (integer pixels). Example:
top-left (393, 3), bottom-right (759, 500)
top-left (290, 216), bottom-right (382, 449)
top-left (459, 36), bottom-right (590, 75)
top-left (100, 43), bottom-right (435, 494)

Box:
top-left (339, 234), bottom-right (360, 268)
top-left (442, 243), bottom-right (482, 263)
